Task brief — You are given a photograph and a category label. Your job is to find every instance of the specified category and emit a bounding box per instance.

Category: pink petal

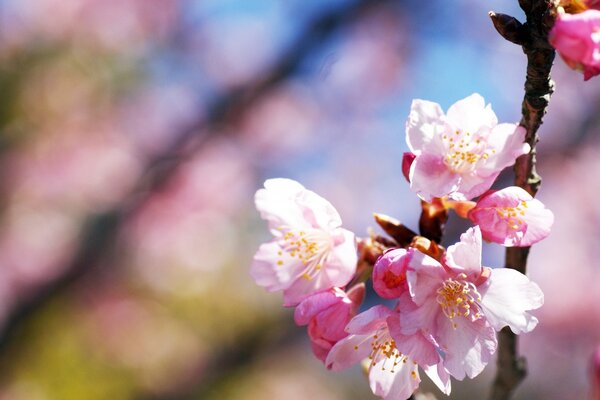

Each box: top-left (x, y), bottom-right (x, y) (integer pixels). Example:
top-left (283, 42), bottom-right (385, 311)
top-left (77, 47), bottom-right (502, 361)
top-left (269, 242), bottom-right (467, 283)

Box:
top-left (446, 93), bottom-right (498, 134)
top-left (406, 251), bottom-right (447, 306)
top-left (325, 333), bottom-right (372, 371)
top-left (405, 99), bottom-right (447, 154)
top-left (436, 315), bottom-right (497, 380)
top-left (323, 228), bottom-right (358, 287)
top-left (479, 268), bottom-right (543, 334)
top-left (294, 289), bottom-right (342, 325)
top-left (409, 153), bottom-right (460, 202)
top-left (346, 305), bottom-right (394, 335)
top-left (444, 226), bottom-right (483, 278)
top-left (397, 291), bottom-right (440, 336)
top-left (388, 313), bottom-right (440, 366)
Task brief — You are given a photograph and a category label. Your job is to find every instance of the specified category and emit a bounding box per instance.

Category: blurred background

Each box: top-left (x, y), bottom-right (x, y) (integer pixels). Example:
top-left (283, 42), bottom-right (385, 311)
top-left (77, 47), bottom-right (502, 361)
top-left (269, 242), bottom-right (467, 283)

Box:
top-left (0, 0), bottom-right (598, 399)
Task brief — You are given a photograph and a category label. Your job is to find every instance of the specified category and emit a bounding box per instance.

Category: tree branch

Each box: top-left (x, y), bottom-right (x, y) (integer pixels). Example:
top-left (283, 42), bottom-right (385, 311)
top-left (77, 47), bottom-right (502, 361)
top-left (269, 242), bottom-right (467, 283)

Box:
top-left (489, 1), bottom-right (556, 399)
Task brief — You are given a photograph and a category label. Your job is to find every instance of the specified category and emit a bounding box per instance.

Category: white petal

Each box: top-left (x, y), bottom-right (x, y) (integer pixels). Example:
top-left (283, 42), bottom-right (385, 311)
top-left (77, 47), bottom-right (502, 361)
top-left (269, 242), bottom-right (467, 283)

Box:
top-left (436, 315), bottom-right (497, 380)
top-left (250, 241), bottom-right (304, 291)
top-left (406, 99), bottom-right (447, 154)
top-left (422, 363), bottom-right (452, 395)
top-left (446, 93), bottom-right (498, 134)
top-left (444, 226), bottom-right (482, 277)
top-left (479, 268), bottom-right (544, 334)
top-left (369, 357), bottom-right (420, 400)
top-left (409, 153), bottom-right (460, 202)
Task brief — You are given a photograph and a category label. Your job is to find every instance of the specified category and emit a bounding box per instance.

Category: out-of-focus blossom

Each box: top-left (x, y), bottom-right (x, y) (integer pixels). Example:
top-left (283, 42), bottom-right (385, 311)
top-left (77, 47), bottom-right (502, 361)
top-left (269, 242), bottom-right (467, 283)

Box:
top-left (398, 227), bottom-right (543, 379)
top-left (251, 178), bottom-right (357, 306)
top-left (326, 305), bottom-right (451, 400)
top-left (294, 284), bottom-right (365, 362)
top-left (467, 186), bottom-right (554, 247)
top-left (405, 93), bottom-right (529, 201)
top-left (373, 248), bottom-right (412, 299)
top-left (592, 345), bottom-right (600, 399)
top-left (550, 10), bottom-right (600, 81)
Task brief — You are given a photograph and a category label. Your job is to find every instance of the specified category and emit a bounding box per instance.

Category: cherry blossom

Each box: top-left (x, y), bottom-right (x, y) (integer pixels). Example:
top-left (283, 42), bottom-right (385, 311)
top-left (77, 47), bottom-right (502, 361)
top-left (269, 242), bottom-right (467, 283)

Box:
top-left (549, 9), bottom-right (600, 81)
top-left (405, 93), bottom-right (529, 201)
top-left (372, 248), bottom-right (412, 299)
top-left (397, 226), bottom-right (544, 379)
top-left (294, 284), bottom-right (365, 362)
top-left (251, 178), bottom-right (357, 306)
top-left (326, 305), bottom-right (451, 400)
top-left (467, 186), bottom-right (554, 247)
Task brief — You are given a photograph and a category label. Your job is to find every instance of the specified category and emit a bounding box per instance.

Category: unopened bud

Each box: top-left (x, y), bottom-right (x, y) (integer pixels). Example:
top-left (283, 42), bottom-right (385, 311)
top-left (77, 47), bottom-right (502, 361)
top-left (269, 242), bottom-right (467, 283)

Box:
top-left (402, 152), bottom-right (416, 183)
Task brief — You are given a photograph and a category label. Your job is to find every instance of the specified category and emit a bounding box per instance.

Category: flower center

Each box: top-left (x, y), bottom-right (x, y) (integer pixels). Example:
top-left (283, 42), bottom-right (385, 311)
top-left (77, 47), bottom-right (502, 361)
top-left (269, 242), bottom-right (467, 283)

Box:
top-left (441, 129), bottom-right (496, 173)
top-left (367, 332), bottom-right (411, 375)
top-left (277, 228), bottom-right (331, 281)
top-left (382, 270), bottom-right (406, 290)
top-left (436, 273), bottom-right (482, 327)
top-left (496, 201), bottom-right (528, 230)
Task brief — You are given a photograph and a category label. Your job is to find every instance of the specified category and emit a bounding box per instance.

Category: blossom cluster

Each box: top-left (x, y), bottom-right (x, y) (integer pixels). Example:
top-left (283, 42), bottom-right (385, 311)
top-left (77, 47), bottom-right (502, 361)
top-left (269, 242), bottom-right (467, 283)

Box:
top-left (250, 94), bottom-right (553, 399)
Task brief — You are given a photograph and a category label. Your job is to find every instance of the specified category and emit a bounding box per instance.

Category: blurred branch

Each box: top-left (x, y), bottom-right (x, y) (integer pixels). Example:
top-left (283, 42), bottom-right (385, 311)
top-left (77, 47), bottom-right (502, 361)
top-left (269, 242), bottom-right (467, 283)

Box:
top-left (488, 1), bottom-right (555, 399)
top-left (0, 0), bottom-right (390, 351)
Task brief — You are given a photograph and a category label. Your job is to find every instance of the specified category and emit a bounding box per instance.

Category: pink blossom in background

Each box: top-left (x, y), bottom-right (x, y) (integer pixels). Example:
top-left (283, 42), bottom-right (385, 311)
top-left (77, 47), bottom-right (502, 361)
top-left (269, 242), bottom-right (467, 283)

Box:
top-left (397, 227), bottom-right (543, 379)
top-left (294, 284), bottom-right (365, 362)
top-left (372, 248), bottom-right (412, 299)
top-left (326, 305), bottom-right (451, 400)
top-left (550, 10), bottom-right (600, 81)
top-left (251, 179), bottom-right (357, 306)
top-left (592, 345), bottom-right (600, 399)
top-left (468, 186), bottom-right (554, 247)
top-left (406, 93), bottom-right (529, 201)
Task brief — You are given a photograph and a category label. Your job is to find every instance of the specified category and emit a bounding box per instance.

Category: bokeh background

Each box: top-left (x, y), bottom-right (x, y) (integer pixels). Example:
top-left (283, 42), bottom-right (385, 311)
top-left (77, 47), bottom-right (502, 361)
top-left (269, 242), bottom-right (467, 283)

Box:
top-left (0, 0), bottom-right (598, 399)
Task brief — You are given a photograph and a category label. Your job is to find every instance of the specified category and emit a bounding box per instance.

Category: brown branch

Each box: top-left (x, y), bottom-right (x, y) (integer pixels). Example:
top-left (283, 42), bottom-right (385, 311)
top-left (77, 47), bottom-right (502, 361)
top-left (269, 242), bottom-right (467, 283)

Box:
top-left (489, 1), bottom-right (556, 399)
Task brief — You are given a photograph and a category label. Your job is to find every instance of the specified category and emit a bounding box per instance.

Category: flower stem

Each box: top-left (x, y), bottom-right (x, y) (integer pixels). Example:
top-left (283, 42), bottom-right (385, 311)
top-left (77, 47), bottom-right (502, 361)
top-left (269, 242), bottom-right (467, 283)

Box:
top-left (489, 1), bottom-right (555, 399)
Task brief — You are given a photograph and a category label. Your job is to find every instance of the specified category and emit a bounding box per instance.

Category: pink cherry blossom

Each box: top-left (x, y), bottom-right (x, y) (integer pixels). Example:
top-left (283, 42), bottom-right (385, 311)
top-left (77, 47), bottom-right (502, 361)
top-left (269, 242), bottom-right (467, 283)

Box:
top-left (398, 226), bottom-right (544, 379)
top-left (294, 284), bottom-right (365, 362)
top-left (251, 178), bottom-right (358, 306)
top-left (373, 248), bottom-right (412, 299)
top-left (405, 93), bottom-right (530, 201)
top-left (549, 10), bottom-right (600, 81)
top-left (326, 305), bottom-right (451, 400)
top-left (467, 186), bottom-right (554, 247)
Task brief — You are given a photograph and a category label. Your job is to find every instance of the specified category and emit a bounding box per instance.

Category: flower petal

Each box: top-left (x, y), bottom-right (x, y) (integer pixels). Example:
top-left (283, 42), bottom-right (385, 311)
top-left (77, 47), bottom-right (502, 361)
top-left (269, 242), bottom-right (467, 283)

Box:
top-left (369, 357), bottom-right (420, 400)
top-left (409, 153), bottom-right (460, 202)
top-left (479, 268), bottom-right (543, 334)
top-left (250, 241), bottom-right (304, 291)
top-left (446, 93), bottom-right (498, 134)
top-left (325, 333), bottom-right (372, 371)
top-left (406, 99), bottom-right (447, 154)
top-left (444, 226), bottom-right (482, 278)
top-left (437, 315), bottom-right (497, 380)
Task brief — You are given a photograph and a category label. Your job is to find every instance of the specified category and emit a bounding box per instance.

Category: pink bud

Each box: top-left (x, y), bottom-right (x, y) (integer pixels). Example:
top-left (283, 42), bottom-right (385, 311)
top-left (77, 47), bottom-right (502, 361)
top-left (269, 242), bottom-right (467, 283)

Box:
top-left (294, 285), bottom-right (365, 363)
top-left (402, 152), bottom-right (416, 182)
top-left (372, 248), bottom-right (412, 299)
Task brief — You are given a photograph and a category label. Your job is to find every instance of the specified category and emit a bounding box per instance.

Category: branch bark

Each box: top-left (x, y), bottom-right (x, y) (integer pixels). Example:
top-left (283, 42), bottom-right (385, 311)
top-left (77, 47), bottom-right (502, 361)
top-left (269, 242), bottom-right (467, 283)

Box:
top-left (489, 1), bottom-right (556, 399)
